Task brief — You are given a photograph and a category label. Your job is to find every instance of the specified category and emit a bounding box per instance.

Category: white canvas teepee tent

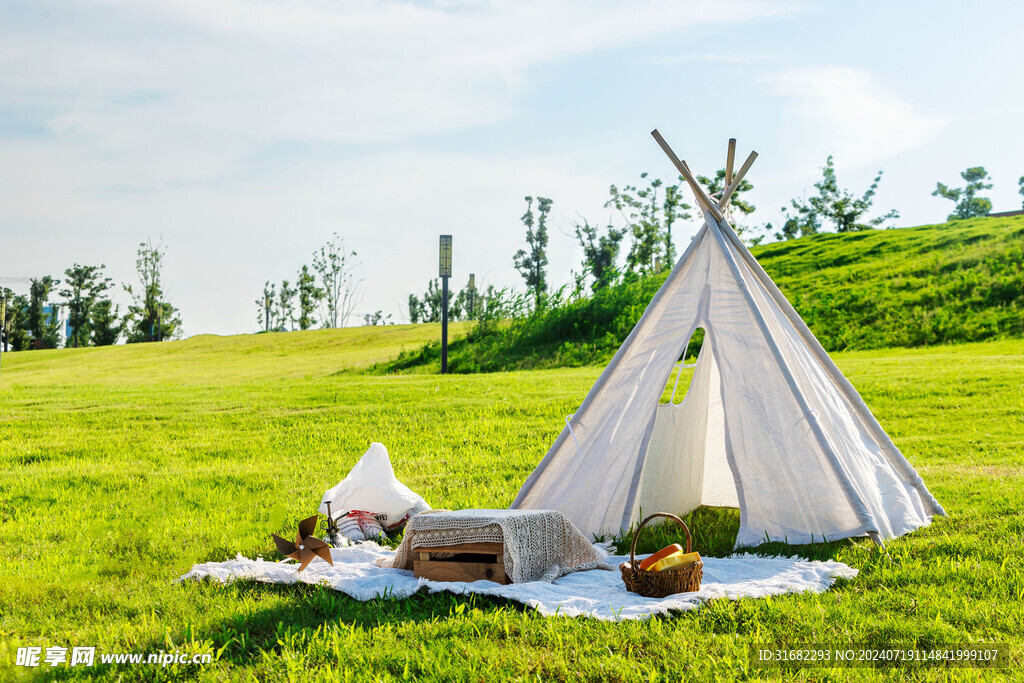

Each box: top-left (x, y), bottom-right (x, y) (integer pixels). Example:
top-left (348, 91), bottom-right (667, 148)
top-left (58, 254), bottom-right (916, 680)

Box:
top-left (511, 131), bottom-right (945, 548)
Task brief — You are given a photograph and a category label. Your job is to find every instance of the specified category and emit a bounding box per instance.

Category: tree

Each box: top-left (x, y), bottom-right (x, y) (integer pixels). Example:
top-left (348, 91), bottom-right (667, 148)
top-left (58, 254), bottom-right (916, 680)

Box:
top-left (91, 299), bottom-right (122, 346)
top-left (363, 310), bottom-right (392, 326)
top-left (0, 289), bottom-right (7, 352)
top-left (775, 156), bottom-right (897, 241)
top-left (574, 219), bottom-right (625, 292)
top-left (59, 264), bottom-right (112, 348)
top-left (807, 156), bottom-right (898, 232)
top-left (3, 292), bottom-right (30, 351)
top-left (774, 202), bottom-right (822, 241)
top-left (424, 279), bottom-right (446, 322)
top-left (407, 293), bottom-right (425, 324)
top-left (514, 196), bottom-right (551, 311)
top-left (452, 275), bottom-right (477, 320)
top-left (1018, 176), bottom-right (1023, 209)
top-left (43, 305), bottom-right (61, 349)
top-left (123, 240), bottom-right (181, 343)
top-left (409, 279), bottom-right (458, 323)
top-left (296, 265), bottom-right (321, 331)
top-left (448, 287), bottom-right (464, 321)
top-left (276, 280), bottom-right (296, 331)
top-left (27, 276), bottom-right (53, 345)
top-left (661, 183), bottom-right (686, 265)
top-left (0, 288), bottom-right (15, 352)
top-left (606, 173), bottom-right (691, 274)
top-left (256, 281), bottom-right (276, 332)
top-left (932, 167), bottom-right (993, 220)
top-left (313, 233), bottom-right (362, 328)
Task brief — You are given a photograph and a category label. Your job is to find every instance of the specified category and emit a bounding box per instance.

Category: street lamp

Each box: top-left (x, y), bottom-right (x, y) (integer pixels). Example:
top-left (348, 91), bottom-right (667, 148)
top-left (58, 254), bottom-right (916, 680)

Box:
top-left (439, 235), bottom-right (452, 374)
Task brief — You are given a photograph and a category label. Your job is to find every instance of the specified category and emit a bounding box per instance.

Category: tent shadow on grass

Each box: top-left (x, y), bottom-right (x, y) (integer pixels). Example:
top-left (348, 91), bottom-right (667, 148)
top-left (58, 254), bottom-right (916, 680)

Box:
top-left (56, 582), bottom-right (532, 679)
top-left (218, 579), bottom-right (533, 627)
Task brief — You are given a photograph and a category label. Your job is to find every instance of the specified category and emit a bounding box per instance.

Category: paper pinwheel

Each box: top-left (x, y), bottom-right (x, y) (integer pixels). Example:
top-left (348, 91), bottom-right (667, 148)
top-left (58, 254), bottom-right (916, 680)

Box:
top-left (271, 515), bottom-right (334, 571)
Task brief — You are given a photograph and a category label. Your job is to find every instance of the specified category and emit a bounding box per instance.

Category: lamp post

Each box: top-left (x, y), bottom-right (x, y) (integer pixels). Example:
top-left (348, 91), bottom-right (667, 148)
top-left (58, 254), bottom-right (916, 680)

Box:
top-left (439, 235), bottom-right (452, 374)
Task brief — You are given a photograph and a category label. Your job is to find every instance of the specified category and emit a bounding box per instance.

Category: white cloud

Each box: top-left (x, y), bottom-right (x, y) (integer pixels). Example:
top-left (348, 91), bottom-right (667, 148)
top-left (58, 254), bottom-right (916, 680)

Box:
top-left (3, 0), bottom-right (794, 148)
top-left (767, 65), bottom-right (946, 172)
top-left (0, 0), bottom-right (798, 335)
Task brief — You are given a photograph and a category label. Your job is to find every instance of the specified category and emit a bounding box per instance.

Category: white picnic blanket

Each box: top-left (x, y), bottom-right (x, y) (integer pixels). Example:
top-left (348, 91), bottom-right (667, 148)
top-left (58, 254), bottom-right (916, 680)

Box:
top-left (178, 543), bottom-right (857, 621)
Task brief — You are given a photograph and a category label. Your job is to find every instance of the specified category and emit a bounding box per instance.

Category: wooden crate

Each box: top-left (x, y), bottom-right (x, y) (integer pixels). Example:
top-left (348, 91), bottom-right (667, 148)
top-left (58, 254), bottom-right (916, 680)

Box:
top-left (412, 542), bottom-right (510, 584)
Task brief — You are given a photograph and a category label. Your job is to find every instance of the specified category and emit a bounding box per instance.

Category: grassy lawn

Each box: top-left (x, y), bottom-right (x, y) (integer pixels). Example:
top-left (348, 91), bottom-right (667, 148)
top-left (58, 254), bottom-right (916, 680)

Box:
top-left (0, 323), bottom-right (471, 387)
top-left (0, 331), bottom-right (1021, 681)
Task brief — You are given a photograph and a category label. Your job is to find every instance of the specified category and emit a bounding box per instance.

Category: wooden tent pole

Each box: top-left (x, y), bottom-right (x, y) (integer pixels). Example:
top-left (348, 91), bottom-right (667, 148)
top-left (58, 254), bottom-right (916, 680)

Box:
top-left (725, 138), bottom-right (736, 187)
top-left (650, 129), bottom-right (724, 222)
top-left (720, 150), bottom-right (758, 209)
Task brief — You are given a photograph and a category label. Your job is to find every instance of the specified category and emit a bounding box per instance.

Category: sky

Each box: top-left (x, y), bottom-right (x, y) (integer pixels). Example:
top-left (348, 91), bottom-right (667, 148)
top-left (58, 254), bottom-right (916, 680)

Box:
top-left (2, 0), bottom-right (1023, 337)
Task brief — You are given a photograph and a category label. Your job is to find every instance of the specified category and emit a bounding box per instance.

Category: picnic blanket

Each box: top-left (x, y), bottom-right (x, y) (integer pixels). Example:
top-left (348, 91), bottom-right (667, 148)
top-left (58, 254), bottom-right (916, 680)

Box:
top-left (179, 543), bottom-right (857, 621)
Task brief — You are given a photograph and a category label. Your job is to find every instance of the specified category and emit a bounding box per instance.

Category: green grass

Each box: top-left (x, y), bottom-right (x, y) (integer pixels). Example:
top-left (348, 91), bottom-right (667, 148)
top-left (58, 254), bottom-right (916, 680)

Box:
top-left (760, 215), bottom-right (1024, 350)
top-left (377, 215), bottom-right (1024, 373)
top-left (1, 330), bottom-right (1022, 681)
top-left (1, 323), bottom-right (469, 386)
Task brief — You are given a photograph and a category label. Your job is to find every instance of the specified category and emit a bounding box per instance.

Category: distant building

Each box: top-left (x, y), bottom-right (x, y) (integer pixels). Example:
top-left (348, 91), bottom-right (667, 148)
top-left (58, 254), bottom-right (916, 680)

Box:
top-left (988, 209), bottom-right (1024, 218)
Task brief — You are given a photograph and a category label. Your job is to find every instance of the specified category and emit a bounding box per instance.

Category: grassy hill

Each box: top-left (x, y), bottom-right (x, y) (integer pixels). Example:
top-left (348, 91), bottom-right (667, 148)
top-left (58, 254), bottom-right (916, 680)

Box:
top-left (0, 322), bottom-right (469, 387)
top-left (760, 214), bottom-right (1024, 350)
top-left (1, 325), bottom-right (1022, 680)
top-left (377, 214), bottom-right (1024, 373)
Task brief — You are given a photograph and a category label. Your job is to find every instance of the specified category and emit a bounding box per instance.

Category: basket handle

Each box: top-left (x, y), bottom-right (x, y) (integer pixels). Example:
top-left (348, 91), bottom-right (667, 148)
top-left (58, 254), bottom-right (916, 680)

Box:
top-left (629, 512), bottom-right (693, 567)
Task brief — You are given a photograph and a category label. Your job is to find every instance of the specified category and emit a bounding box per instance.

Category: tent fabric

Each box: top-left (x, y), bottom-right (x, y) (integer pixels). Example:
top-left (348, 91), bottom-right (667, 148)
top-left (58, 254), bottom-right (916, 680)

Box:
top-left (511, 208), bottom-right (945, 547)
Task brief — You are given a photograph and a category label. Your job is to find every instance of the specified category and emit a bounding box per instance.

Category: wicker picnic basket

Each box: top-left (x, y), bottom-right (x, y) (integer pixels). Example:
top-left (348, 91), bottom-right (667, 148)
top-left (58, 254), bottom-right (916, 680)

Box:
top-left (620, 513), bottom-right (703, 598)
